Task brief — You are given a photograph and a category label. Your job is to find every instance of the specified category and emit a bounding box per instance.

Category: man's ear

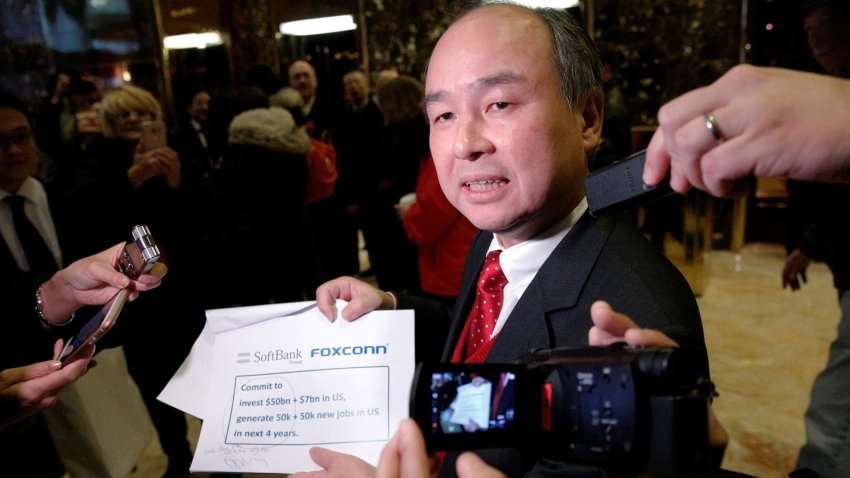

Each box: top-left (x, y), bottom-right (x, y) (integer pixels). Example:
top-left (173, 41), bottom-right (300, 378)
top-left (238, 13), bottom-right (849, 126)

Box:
top-left (579, 90), bottom-right (604, 152)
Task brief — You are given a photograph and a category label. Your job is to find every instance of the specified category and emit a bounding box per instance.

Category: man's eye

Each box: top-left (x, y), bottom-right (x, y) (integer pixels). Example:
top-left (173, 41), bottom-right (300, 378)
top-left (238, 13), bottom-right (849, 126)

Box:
top-left (434, 112), bottom-right (454, 123)
top-left (489, 102), bottom-right (510, 111)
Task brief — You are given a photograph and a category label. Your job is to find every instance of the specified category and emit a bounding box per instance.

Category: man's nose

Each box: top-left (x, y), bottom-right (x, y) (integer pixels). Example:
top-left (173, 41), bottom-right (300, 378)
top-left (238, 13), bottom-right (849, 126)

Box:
top-left (452, 116), bottom-right (494, 160)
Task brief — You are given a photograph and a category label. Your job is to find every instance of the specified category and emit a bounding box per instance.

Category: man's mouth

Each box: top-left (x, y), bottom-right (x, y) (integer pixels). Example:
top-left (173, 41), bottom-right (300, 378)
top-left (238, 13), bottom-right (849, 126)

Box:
top-left (465, 179), bottom-right (507, 192)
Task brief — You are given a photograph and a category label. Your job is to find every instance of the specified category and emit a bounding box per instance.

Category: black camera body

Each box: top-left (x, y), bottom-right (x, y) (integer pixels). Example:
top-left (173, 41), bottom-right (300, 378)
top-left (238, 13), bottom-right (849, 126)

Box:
top-left (409, 345), bottom-right (713, 476)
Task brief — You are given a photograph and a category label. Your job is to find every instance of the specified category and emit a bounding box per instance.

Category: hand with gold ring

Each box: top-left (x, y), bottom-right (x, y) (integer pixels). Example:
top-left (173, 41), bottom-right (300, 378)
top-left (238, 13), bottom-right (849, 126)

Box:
top-left (643, 65), bottom-right (850, 197)
top-left (703, 111), bottom-right (724, 143)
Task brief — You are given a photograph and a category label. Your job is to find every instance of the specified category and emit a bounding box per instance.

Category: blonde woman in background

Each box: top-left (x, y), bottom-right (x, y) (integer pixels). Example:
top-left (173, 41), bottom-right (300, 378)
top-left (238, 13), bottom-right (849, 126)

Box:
top-left (75, 83), bottom-right (206, 478)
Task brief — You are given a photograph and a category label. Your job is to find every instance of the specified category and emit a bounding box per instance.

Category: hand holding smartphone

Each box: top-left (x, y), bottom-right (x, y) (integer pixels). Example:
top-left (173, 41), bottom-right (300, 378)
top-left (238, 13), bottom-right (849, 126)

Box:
top-left (141, 120), bottom-right (167, 152)
top-left (58, 225), bottom-right (160, 363)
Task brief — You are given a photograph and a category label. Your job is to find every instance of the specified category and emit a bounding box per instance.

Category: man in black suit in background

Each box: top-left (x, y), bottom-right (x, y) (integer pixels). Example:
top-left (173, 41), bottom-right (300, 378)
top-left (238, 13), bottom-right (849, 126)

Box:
top-left (294, 3), bottom-right (714, 477)
top-left (0, 89), bottom-right (98, 477)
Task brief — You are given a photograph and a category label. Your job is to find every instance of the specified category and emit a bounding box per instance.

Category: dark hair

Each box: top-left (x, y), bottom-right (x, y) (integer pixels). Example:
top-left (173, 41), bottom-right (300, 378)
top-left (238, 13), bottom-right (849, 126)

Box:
top-left (0, 89), bottom-right (32, 125)
top-left (430, 1), bottom-right (602, 109)
top-left (244, 65), bottom-right (282, 96)
top-left (797, 0), bottom-right (846, 13)
top-left (377, 75), bottom-right (424, 125)
top-left (178, 85), bottom-right (211, 109)
top-left (69, 77), bottom-right (97, 96)
top-left (207, 86), bottom-right (270, 152)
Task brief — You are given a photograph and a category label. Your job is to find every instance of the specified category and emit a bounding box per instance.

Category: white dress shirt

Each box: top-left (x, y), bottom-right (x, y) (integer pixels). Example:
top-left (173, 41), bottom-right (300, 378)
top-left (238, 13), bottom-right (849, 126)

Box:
top-left (0, 177), bottom-right (63, 270)
top-left (486, 197), bottom-right (588, 338)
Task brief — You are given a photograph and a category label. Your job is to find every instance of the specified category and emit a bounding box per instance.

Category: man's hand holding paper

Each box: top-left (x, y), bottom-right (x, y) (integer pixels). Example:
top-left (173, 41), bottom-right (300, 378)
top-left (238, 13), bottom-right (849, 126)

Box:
top-left (162, 300), bottom-right (414, 474)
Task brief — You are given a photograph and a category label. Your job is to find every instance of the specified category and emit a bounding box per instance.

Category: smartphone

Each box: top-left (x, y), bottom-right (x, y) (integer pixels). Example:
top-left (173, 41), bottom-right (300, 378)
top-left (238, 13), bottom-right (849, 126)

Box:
top-left (140, 120), bottom-right (167, 151)
top-left (58, 225), bottom-right (160, 364)
top-left (58, 288), bottom-right (129, 363)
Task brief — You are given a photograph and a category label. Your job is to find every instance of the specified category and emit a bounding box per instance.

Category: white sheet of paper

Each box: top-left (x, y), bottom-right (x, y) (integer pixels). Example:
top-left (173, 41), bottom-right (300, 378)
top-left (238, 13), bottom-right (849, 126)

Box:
top-left (449, 381), bottom-right (492, 431)
top-left (185, 302), bottom-right (414, 474)
top-left (158, 301), bottom-right (316, 419)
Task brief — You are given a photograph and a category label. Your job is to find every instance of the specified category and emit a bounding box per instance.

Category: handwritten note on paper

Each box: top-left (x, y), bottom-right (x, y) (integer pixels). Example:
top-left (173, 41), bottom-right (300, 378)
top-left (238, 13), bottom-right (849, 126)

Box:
top-left (188, 304), bottom-right (415, 474)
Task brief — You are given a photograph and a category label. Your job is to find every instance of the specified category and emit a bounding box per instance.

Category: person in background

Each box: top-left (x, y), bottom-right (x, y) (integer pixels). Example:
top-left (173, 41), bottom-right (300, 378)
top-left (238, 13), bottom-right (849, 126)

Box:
top-left (34, 70), bottom-right (102, 188)
top-left (172, 87), bottom-right (215, 175)
top-left (288, 60), bottom-right (354, 280)
top-left (374, 68), bottom-right (400, 107)
top-left (361, 75), bottom-right (426, 292)
top-left (396, 148), bottom-right (478, 308)
top-left (217, 103), bottom-right (317, 305)
top-left (779, 1), bottom-right (850, 476)
top-left (75, 83), bottom-right (205, 478)
top-left (0, 86), bottom-right (166, 476)
top-left (335, 70), bottom-right (386, 276)
top-left (590, 43), bottom-right (632, 170)
top-left (288, 60), bottom-right (337, 139)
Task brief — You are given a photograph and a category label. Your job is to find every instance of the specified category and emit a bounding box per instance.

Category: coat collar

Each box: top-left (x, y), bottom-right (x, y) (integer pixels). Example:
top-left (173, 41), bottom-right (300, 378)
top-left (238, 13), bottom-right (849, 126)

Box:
top-left (472, 212), bottom-right (615, 362)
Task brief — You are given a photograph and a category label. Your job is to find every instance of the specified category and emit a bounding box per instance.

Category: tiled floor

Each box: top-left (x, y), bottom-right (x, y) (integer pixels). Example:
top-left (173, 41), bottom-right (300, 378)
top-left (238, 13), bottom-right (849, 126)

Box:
top-left (125, 243), bottom-right (839, 478)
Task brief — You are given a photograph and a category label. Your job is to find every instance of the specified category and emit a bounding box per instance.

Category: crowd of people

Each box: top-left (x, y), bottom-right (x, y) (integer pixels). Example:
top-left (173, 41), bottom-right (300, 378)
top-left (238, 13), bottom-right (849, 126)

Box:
top-left (1, 36), bottom-right (472, 477)
top-left (2, 0), bottom-right (850, 477)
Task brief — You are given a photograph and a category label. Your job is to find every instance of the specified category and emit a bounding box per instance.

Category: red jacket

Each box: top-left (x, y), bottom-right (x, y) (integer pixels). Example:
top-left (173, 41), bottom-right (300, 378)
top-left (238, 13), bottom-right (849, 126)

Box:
top-left (403, 156), bottom-right (478, 297)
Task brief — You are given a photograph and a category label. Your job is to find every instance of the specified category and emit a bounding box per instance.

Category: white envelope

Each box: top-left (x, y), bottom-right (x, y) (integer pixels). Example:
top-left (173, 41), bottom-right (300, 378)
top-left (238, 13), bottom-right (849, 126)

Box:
top-left (159, 300), bottom-right (415, 474)
top-left (158, 301), bottom-right (316, 419)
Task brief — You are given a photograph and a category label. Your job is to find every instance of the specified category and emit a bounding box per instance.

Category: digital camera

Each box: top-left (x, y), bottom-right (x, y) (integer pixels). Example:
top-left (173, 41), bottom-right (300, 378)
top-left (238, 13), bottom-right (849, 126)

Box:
top-left (409, 345), bottom-right (714, 476)
top-left (118, 224), bottom-right (160, 280)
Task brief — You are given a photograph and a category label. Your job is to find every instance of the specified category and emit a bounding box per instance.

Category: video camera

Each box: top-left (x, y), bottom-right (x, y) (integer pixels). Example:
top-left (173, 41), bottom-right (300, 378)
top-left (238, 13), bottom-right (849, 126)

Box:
top-left (410, 345), bottom-right (714, 476)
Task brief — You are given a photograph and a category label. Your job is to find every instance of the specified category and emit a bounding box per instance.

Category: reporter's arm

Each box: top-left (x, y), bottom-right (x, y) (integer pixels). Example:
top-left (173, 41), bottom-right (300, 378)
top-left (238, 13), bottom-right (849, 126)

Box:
top-left (0, 340), bottom-right (94, 430)
top-left (644, 66), bottom-right (850, 196)
top-left (587, 300), bottom-right (678, 347)
top-left (39, 242), bottom-right (167, 325)
top-left (588, 300), bottom-right (728, 466)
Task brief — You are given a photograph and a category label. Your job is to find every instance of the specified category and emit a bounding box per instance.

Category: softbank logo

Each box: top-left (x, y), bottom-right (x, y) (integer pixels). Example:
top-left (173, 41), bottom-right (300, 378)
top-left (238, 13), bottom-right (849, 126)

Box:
top-left (310, 344), bottom-right (388, 358)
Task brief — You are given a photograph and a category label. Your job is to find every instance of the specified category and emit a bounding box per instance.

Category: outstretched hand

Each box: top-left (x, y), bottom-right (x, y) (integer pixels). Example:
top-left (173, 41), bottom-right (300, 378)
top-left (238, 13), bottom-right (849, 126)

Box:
top-left (315, 276), bottom-right (396, 322)
top-left (0, 339), bottom-right (94, 430)
top-left (588, 300), bottom-right (678, 347)
top-left (40, 242), bottom-right (167, 324)
top-left (644, 65), bottom-right (850, 196)
top-left (588, 300), bottom-right (728, 466)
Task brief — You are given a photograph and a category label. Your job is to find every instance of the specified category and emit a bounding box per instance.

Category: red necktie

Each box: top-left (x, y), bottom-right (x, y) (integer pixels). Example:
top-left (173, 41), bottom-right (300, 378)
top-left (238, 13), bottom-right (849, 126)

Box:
top-left (463, 250), bottom-right (508, 360)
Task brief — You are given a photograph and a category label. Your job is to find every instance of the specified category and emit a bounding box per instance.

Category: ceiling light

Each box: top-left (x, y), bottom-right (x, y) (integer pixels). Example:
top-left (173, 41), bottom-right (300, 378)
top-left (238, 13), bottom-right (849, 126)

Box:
top-left (280, 15), bottom-right (357, 36)
top-left (163, 32), bottom-right (223, 50)
top-left (484, 0), bottom-right (579, 7)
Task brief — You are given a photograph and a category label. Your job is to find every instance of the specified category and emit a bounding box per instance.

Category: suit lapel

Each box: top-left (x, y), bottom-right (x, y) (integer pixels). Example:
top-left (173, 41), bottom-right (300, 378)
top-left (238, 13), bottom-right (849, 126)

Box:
top-left (486, 212), bottom-right (615, 362)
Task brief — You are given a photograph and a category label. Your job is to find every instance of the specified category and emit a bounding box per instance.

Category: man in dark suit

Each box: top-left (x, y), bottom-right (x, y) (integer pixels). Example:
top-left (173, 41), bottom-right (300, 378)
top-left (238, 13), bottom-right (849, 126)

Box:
top-left (171, 87), bottom-right (214, 174)
top-left (0, 89), bottom-right (102, 477)
top-left (299, 3), bottom-right (714, 477)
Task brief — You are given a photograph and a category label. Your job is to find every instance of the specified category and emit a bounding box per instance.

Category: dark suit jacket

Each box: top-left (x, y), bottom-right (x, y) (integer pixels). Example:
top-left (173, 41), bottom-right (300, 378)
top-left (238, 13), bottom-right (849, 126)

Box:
top-left (0, 183), bottom-right (94, 368)
top-left (399, 211), bottom-right (707, 477)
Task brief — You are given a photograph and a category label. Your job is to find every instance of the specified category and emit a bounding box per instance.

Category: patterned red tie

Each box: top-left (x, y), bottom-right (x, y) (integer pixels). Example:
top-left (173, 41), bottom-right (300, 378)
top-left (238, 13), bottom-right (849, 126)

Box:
top-left (464, 250), bottom-right (508, 359)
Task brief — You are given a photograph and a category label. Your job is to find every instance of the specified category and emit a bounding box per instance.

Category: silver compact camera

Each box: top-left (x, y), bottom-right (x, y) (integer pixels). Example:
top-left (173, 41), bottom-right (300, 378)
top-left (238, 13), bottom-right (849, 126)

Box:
top-left (118, 224), bottom-right (160, 280)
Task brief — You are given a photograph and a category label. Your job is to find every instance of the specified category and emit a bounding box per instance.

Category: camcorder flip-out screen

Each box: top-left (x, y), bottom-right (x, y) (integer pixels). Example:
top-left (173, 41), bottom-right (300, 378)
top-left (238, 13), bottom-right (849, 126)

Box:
top-left (410, 345), bottom-right (714, 476)
top-left (412, 363), bottom-right (538, 451)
